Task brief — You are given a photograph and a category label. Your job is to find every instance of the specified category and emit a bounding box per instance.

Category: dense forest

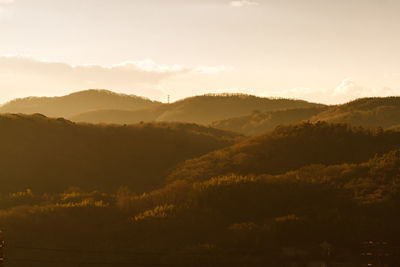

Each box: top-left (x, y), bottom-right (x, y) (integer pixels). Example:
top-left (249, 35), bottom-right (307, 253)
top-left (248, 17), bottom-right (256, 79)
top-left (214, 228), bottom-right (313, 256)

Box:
top-left (1, 92), bottom-right (400, 266)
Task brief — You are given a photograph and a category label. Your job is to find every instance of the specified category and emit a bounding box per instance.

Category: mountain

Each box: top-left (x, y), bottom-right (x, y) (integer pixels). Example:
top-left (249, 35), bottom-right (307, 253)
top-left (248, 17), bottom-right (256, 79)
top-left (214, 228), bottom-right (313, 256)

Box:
top-left (0, 114), bottom-right (241, 193)
top-left (211, 107), bottom-right (326, 135)
top-left (168, 121), bottom-right (400, 182)
top-left (70, 93), bottom-right (323, 125)
top-left (0, 89), bottom-right (160, 118)
top-left (310, 97), bottom-right (400, 128)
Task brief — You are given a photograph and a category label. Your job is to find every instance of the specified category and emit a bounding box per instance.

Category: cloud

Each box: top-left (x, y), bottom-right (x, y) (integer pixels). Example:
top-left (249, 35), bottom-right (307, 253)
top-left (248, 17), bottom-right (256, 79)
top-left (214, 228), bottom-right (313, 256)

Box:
top-left (230, 0), bottom-right (259, 7)
top-left (0, 55), bottom-right (230, 103)
top-left (268, 79), bottom-right (399, 105)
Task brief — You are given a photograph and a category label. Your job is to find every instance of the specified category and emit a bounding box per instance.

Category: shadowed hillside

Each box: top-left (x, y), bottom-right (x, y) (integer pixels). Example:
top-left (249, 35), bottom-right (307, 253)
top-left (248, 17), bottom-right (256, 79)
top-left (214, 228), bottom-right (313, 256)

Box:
top-left (211, 107), bottom-right (326, 135)
top-left (0, 89), bottom-right (160, 118)
top-left (69, 93), bottom-right (323, 125)
top-left (168, 122), bottom-right (400, 182)
top-left (311, 97), bottom-right (400, 128)
top-left (0, 114), bottom-right (241, 193)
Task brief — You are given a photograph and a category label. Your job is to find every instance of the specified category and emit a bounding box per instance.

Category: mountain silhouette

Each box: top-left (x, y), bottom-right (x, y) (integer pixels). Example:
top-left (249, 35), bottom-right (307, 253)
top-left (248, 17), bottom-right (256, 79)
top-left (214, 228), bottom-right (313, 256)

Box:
top-left (69, 93), bottom-right (323, 124)
top-left (0, 89), bottom-right (160, 118)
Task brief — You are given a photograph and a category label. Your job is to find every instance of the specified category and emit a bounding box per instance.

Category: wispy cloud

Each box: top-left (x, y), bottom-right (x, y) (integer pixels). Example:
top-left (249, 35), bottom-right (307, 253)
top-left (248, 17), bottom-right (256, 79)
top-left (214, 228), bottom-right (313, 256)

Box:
top-left (230, 0), bottom-right (259, 7)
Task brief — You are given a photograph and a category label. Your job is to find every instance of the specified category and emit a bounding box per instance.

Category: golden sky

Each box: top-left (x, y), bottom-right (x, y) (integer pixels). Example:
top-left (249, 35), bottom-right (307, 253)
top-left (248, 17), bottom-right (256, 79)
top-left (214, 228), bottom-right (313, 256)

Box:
top-left (0, 0), bottom-right (399, 104)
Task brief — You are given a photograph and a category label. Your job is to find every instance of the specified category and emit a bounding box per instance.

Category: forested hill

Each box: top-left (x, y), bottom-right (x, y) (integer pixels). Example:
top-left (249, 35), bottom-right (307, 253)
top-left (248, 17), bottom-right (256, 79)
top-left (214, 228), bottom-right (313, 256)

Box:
top-left (311, 96), bottom-right (400, 128)
top-left (0, 114), bottom-right (241, 193)
top-left (168, 122), bottom-right (400, 182)
top-left (69, 94), bottom-right (323, 124)
top-left (0, 89), bottom-right (160, 118)
top-left (211, 107), bottom-right (326, 135)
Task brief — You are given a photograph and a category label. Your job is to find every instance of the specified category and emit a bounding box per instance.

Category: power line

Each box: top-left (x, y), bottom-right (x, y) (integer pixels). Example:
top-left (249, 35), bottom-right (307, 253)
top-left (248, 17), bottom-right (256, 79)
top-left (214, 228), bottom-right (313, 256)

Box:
top-left (6, 258), bottom-right (184, 266)
top-left (7, 245), bottom-right (268, 256)
top-left (6, 257), bottom-right (271, 266)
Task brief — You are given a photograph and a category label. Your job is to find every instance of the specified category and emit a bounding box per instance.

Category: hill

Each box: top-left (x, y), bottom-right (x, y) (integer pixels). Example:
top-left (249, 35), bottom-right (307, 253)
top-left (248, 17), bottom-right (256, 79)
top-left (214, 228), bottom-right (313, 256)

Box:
top-left (69, 94), bottom-right (323, 125)
top-left (0, 89), bottom-right (160, 118)
top-left (311, 97), bottom-right (400, 128)
top-left (2, 147), bottom-right (400, 266)
top-left (211, 107), bottom-right (326, 135)
top-left (168, 122), bottom-right (400, 182)
top-left (0, 114), bottom-right (241, 193)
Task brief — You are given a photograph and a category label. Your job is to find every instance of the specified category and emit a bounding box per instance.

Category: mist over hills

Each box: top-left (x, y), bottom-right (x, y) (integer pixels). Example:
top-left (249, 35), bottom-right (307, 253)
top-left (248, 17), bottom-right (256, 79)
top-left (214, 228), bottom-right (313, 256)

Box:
top-left (0, 113), bottom-right (241, 193)
top-left (0, 89), bottom-right (160, 118)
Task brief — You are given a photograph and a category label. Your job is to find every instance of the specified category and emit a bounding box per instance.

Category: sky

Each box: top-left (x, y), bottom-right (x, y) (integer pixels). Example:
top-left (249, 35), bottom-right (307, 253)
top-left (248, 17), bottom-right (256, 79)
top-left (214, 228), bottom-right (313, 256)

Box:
top-left (0, 0), bottom-right (399, 104)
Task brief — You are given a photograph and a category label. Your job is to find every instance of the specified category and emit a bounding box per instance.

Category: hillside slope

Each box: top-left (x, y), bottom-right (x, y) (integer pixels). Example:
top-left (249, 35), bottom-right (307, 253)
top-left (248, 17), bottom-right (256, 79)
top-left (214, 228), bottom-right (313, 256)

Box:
top-left (0, 89), bottom-right (160, 118)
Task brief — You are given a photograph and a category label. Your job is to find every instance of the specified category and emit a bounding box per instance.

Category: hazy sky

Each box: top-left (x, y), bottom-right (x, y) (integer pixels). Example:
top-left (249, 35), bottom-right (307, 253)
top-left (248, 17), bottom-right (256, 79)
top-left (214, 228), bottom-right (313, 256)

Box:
top-left (0, 0), bottom-right (399, 104)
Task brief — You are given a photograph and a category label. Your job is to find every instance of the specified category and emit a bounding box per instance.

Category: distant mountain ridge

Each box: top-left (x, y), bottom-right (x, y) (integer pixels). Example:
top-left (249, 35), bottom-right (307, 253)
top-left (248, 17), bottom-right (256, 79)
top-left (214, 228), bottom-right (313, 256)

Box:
top-left (4, 91), bottom-right (400, 134)
top-left (0, 89), bottom-right (160, 118)
top-left (69, 93), bottom-right (323, 124)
